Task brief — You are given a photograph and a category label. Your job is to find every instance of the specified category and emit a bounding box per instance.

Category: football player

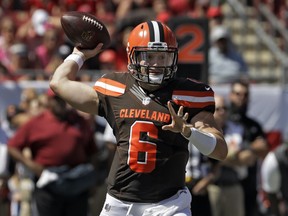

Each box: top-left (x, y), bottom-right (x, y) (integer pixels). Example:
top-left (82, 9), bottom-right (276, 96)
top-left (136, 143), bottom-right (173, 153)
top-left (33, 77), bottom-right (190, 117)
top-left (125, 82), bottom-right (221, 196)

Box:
top-left (50, 21), bottom-right (227, 216)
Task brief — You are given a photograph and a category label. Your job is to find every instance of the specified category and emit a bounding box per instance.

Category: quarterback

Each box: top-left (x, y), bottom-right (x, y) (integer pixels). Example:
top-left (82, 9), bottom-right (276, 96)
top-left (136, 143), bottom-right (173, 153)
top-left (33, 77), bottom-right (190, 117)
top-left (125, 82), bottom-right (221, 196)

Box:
top-left (50, 21), bottom-right (227, 216)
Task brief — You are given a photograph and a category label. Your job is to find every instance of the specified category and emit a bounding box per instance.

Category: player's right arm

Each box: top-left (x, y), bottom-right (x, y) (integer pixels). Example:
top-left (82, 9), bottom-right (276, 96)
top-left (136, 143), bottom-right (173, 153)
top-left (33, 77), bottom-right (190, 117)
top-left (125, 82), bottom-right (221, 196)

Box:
top-left (50, 44), bottom-right (103, 114)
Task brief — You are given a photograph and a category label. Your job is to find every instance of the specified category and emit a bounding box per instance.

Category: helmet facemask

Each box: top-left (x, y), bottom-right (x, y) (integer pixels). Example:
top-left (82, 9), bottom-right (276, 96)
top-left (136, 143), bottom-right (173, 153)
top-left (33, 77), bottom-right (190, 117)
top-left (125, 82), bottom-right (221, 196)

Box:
top-left (128, 42), bottom-right (178, 86)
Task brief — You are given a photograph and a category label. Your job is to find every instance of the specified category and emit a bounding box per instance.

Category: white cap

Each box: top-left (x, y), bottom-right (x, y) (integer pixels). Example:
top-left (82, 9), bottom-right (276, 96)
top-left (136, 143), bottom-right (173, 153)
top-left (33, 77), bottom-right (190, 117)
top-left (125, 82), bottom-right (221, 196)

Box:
top-left (210, 26), bottom-right (230, 43)
top-left (31, 9), bottom-right (49, 36)
top-left (10, 43), bottom-right (28, 56)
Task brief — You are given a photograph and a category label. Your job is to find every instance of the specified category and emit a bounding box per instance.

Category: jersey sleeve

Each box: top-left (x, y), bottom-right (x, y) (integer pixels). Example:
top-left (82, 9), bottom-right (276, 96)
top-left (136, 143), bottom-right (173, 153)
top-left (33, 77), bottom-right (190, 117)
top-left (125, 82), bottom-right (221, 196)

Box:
top-left (93, 73), bottom-right (126, 117)
top-left (172, 78), bottom-right (215, 121)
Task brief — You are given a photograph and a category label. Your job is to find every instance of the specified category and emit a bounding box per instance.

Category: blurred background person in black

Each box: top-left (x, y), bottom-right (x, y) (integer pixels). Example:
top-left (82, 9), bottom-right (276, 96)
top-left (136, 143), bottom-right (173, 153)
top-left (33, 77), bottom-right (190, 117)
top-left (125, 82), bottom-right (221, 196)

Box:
top-left (208, 94), bottom-right (245, 216)
top-left (228, 80), bottom-right (269, 216)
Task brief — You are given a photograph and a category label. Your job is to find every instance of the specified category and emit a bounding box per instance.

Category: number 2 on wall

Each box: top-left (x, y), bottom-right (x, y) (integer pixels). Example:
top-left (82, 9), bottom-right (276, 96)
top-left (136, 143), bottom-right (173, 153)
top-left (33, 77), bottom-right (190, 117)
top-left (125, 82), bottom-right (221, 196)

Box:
top-left (176, 24), bottom-right (205, 63)
top-left (128, 121), bottom-right (158, 173)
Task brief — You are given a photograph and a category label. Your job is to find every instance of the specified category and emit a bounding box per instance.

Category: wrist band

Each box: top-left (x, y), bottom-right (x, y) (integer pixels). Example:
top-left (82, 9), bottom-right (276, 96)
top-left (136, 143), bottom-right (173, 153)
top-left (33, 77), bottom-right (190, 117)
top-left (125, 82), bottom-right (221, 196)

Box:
top-left (183, 128), bottom-right (216, 155)
top-left (64, 53), bottom-right (84, 69)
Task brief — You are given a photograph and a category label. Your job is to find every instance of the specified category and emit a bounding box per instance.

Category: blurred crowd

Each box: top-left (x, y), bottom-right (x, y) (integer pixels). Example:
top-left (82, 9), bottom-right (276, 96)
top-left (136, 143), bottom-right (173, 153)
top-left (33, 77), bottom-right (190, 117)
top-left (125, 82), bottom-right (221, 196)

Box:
top-left (0, 0), bottom-right (240, 83)
top-left (0, 0), bottom-right (288, 216)
top-left (0, 0), bottom-right (286, 82)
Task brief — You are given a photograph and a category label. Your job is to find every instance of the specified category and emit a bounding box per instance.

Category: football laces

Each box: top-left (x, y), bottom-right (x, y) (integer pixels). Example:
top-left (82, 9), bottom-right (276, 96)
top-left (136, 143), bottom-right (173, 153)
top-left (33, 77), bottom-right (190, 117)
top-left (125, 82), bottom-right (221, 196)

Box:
top-left (82, 15), bottom-right (103, 30)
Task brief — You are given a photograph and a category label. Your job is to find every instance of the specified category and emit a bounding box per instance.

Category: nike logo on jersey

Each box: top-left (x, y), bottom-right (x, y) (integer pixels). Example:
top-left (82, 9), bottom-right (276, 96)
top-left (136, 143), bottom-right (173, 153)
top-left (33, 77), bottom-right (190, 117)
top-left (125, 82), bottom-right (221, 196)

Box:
top-left (205, 86), bottom-right (211, 91)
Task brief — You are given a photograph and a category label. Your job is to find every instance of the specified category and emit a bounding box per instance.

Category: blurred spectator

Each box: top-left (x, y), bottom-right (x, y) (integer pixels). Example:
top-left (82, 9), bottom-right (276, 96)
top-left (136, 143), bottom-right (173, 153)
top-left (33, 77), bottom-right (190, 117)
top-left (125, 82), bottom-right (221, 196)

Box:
top-left (34, 27), bottom-right (63, 76)
top-left (1, 104), bottom-right (26, 138)
top-left (16, 9), bottom-right (51, 51)
top-left (1, 104), bottom-right (32, 216)
top-left (112, 0), bottom-right (158, 67)
top-left (59, 1), bottom-right (87, 15)
top-left (0, 122), bottom-right (9, 216)
top-left (12, 0), bottom-right (59, 13)
top-left (0, 16), bottom-right (19, 76)
top-left (208, 94), bottom-right (245, 216)
top-left (18, 88), bottom-right (38, 112)
top-left (167, 0), bottom-right (190, 16)
top-left (261, 143), bottom-right (288, 216)
top-left (99, 49), bottom-right (118, 72)
top-left (189, 0), bottom-right (210, 18)
top-left (114, 0), bottom-right (155, 20)
top-left (0, 63), bottom-right (14, 82)
top-left (105, 26), bottom-right (130, 73)
top-left (207, 5), bottom-right (224, 30)
top-left (27, 95), bottom-right (48, 117)
top-left (208, 25), bottom-right (249, 85)
top-left (58, 43), bottom-right (73, 60)
top-left (0, 123), bottom-right (9, 146)
top-left (9, 43), bottom-right (34, 80)
top-left (228, 80), bottom-right (269, 216)
top-left (8, 149), bottom-right (34, 216)
top-left (7, 90), bottom-right (99, 216)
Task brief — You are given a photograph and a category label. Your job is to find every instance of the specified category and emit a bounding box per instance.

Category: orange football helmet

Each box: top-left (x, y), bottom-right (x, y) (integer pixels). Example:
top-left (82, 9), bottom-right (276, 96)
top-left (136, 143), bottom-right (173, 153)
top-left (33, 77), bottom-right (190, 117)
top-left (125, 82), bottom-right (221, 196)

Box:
top-left (126, 21), bottom-right (178, 85)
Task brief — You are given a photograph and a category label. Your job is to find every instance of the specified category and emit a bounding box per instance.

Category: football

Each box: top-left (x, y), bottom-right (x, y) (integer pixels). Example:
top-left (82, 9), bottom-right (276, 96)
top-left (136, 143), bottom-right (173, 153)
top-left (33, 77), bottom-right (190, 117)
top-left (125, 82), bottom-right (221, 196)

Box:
top-left (60, 11), bottom-right (110, 49)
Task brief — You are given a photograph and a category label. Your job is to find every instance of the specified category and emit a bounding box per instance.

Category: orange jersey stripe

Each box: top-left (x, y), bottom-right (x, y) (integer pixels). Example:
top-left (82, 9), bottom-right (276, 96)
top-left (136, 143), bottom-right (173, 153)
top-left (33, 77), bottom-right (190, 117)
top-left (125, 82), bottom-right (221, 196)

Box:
top-left (94, 78), bottom-right (126, 96)
top-left (172, 90), bottom-right (215, 108)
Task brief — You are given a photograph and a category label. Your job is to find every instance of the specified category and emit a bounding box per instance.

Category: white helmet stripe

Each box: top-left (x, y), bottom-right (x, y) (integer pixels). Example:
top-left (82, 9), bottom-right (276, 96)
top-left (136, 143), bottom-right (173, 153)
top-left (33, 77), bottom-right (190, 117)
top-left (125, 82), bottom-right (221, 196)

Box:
top-left (151, 21), bottom-right (160, 42)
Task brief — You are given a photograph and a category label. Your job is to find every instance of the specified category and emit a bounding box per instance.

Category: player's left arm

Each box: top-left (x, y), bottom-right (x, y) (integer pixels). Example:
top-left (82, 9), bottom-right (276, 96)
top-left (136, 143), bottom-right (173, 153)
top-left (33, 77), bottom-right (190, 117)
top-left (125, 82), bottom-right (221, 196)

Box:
top-left (187, 111), bottom-right (228, 161)
top-left (162, 101), bottom-right (227, 161)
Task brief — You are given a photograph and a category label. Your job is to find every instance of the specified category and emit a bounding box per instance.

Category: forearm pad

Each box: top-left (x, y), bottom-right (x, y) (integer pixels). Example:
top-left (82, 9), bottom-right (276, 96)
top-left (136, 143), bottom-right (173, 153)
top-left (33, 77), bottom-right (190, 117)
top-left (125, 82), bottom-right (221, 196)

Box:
top-left (184, 128), bottom-right (216, 155)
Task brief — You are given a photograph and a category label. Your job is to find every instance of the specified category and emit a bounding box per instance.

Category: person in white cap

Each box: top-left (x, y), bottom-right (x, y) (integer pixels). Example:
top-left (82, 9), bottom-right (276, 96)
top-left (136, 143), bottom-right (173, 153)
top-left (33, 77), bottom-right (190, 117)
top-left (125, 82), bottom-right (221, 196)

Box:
top-left (31, 9), bottom-right (50, 37)
top-left (16, 9), bottom-right (51, 52)
top-left (208, 25), bottom-right (249, 84)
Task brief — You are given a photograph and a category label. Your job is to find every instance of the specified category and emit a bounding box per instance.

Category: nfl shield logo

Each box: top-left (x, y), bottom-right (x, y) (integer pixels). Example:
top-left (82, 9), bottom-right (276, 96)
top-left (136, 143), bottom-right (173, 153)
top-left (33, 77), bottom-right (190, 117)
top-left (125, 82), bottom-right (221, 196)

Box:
top-left (142, 97), bottom-right (151, 105)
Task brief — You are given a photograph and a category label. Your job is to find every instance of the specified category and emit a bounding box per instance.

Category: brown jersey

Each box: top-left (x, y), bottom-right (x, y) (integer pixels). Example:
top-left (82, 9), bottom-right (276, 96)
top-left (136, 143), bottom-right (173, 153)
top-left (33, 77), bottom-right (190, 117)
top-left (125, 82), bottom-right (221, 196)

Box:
top-left (94, 72), bottom-right (215, 202)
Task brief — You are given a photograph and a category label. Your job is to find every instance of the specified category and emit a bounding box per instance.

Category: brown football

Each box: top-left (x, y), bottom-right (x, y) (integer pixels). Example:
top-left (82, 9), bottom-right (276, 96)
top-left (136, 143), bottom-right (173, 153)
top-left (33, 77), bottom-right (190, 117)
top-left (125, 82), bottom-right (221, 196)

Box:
top-left (60, 11), bottom-right (110, 49)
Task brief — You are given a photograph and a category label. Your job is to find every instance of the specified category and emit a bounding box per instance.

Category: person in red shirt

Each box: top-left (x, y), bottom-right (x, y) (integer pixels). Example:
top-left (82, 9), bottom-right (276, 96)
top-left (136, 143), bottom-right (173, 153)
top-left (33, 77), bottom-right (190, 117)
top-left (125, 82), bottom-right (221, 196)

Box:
top-left (7, 89), bottom-right (98, 216)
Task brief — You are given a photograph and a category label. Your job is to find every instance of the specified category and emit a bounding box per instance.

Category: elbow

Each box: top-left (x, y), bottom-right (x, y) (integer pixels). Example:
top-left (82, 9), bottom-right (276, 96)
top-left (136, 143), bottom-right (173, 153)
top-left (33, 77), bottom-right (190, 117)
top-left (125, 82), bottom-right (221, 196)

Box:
top-left (217, 141), bottom-right (228, 161)
top-left (49, 76), bottom-right (60, 95)
top-left (210, 140), bottom-right (228, 161)
top-left (219, 149), bottom-right (228, 161)
top-left (49, 78), bottom-right (57, 91)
